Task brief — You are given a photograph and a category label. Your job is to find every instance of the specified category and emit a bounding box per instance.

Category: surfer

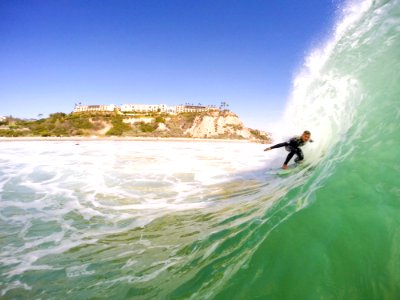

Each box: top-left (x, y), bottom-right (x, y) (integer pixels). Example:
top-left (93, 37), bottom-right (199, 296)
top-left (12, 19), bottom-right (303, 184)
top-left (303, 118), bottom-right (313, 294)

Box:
top-left (264, 130), bottom-right (312, 170)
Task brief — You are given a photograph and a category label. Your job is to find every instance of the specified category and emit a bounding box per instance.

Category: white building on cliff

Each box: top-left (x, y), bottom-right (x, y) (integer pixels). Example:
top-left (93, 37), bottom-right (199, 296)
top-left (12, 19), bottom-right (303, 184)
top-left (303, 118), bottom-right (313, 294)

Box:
top-left (73, 103), bottom-right (224, 114)
top-left (120, 104), bottom-right (170, 113)
top-left (120, 104), bottom-right (215, 114)
top-left (73, 104), bottom-right (116, 113)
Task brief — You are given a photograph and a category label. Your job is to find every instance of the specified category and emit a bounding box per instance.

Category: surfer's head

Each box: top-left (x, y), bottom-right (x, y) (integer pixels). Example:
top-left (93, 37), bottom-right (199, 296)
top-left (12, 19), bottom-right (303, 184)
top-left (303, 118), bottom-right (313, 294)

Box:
top-left (301, 130), bottom-right (311, 142)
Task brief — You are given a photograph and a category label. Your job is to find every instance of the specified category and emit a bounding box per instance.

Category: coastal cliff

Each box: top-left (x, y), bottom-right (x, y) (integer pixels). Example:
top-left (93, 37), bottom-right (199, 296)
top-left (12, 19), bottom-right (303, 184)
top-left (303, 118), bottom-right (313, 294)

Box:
top-left (184, 111), bottom-right (253, 139)
top-left (0, 111), bottom-right (270, 142)
top-left (122, 111), bottom-right (269, 142)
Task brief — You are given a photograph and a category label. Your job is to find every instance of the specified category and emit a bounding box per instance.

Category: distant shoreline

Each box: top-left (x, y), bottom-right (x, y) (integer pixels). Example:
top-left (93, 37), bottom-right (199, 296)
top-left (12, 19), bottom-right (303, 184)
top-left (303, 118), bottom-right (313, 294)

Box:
top-left (0, 136), bottom-right (261, 143)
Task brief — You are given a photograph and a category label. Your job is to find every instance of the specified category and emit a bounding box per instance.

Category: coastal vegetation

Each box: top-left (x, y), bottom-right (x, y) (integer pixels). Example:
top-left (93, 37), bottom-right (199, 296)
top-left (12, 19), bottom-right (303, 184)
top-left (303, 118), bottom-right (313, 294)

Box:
top-left (0, 111), bottom-right (270, 142)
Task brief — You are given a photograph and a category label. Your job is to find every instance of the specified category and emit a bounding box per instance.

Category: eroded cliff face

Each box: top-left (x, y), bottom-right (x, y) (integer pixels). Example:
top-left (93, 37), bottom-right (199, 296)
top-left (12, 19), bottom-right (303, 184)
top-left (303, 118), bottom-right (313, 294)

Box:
top-left (184, 112), bottom-right (256, 140)
top-left (119, 111), bottom-right (270, 142)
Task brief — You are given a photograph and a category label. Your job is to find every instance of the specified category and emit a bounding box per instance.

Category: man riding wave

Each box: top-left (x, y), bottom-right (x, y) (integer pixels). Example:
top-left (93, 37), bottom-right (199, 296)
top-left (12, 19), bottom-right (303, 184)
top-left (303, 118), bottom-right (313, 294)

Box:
top-left (264, 130), bottom-right (313, 169)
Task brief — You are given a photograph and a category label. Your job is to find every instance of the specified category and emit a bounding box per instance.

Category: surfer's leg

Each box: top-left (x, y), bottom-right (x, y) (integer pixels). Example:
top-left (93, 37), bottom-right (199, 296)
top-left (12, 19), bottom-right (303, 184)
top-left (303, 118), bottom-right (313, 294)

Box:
top-left (294, 148), bottom-right (304, 163)
top-left (284, 151), bottom-right (296, 165)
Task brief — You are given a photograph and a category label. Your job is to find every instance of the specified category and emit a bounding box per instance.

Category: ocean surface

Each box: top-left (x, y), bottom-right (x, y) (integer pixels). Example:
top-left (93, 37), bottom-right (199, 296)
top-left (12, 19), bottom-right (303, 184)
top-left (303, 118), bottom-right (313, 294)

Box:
top-left (1, 0), bottom-right (400, 298)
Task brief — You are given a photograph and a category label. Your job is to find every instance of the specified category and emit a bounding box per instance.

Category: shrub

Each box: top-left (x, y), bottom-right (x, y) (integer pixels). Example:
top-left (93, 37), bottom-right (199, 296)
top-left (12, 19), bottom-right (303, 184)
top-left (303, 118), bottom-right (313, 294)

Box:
top-left (250, 129), bottom-right (270, 141)
top-left (106, 116), bottom-right (131, 136)
top-left (0, 130), bottom-right (24, 137)
top-left (106, 127), bottom-right (123, 136)
top-left (66, 115), bottom-right (93, 130)
top-left (155, 116), bottom-right (165, 124)
top-left (139, 122), bottom-right (157, 133)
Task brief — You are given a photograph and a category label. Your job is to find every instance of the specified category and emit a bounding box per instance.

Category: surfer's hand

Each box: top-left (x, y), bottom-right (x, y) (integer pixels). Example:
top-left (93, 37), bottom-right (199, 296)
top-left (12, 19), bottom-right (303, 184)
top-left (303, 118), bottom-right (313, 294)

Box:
top-left (264, 147), bottom-right (271, 151)
top-left (282, 164), bottom-right (289, 170)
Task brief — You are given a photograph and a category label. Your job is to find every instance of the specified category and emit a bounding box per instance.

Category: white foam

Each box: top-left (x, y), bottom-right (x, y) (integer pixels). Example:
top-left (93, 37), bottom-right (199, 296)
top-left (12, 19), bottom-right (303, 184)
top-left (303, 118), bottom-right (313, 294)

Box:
top-left (1, 280), bottom-right (32, 297)
top-left (0, 141), bottom-right (274, 279)
top-left (281, 0), bottom-right (374, 166)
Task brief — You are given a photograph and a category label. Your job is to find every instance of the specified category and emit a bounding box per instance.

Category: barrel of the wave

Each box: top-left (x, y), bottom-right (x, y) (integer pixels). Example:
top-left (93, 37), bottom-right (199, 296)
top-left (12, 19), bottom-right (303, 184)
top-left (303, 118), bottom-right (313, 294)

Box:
top-left (214, 0), bottom-right (400, 299)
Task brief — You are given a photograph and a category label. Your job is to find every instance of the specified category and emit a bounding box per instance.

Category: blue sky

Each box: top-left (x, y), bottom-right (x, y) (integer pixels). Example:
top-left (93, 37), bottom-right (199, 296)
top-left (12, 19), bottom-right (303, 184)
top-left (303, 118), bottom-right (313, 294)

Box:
top-left (0, 0), bottom-right (339, 130)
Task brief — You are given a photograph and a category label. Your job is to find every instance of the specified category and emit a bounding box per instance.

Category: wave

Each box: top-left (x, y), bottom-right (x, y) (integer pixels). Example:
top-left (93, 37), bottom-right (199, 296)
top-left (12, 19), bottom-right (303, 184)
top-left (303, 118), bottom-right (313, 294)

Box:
top-left (215, 0), bottom-right (400, 298)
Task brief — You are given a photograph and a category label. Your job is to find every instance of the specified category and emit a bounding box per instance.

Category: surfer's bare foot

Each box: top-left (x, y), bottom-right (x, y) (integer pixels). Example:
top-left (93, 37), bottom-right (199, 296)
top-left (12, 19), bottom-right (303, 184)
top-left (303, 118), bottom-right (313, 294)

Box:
top-left (282, 164), bottom-right (288, 170)
top-left (264, 147), bottom-right (271, 151)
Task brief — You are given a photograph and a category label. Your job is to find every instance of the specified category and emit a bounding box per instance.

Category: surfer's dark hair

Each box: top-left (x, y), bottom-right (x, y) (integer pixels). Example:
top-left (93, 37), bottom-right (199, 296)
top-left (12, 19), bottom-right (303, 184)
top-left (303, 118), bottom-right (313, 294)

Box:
top-left (303, 130), bottom-right (311, 135)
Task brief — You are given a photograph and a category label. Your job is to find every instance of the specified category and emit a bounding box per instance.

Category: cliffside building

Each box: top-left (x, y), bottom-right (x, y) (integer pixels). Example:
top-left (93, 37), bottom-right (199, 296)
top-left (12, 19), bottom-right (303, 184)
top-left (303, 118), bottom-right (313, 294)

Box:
top-left (121, 104), bottom-right (218, 114)
top-left (74, 104), bottom-right (116, 113)
top-left (176, 105), bottom-right (207, 113)
top-left (120, 104), bottom-right (171, 113)
top-left (74, 103), bottom-right (224, 114)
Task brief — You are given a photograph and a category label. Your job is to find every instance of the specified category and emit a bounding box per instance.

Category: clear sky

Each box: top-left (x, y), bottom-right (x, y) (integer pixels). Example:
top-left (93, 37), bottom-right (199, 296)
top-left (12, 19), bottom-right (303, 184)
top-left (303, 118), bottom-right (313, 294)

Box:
top-left (0, 0), bottom-right (339, 131)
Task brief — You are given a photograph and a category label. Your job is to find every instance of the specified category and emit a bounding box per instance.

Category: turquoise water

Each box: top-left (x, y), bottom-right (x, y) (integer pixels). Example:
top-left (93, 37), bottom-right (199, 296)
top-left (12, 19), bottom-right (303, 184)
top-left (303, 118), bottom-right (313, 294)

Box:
top-left (217, 0), bottom-right (400, 298)
top-left (1, 0), bottom-right (400, 298)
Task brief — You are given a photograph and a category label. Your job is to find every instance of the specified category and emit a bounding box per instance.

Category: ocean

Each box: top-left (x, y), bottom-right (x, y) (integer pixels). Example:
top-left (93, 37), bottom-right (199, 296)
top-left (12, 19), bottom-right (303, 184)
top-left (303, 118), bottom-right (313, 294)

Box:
top-left (1, 0), bottom-right (400, 298)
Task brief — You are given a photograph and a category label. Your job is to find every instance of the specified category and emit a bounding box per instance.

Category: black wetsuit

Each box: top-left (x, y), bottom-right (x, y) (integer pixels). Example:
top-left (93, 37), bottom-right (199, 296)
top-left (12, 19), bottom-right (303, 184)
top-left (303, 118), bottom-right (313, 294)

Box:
top-left (270, 137), bottom-right (306, 165)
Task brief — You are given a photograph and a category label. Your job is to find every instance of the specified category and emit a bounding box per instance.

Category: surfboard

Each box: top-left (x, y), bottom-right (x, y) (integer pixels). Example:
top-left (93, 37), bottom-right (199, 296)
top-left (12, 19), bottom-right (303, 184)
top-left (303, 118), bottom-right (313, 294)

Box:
top-left (276, 168), bottom-right (295, 176)
top-left (265, 163), bottom-right (305, 176)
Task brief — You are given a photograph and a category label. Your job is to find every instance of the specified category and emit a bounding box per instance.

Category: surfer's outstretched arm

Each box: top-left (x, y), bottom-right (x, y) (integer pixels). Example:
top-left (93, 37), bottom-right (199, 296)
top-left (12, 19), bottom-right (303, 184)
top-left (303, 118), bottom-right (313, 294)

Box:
top-left (264, 142), bottom-right (288, 151)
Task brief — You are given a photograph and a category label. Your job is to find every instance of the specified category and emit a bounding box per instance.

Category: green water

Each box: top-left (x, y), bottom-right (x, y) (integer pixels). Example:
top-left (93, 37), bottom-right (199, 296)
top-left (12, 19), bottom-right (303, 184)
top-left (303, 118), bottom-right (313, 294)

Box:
top-left (216, 0), bottom-right (400, 298)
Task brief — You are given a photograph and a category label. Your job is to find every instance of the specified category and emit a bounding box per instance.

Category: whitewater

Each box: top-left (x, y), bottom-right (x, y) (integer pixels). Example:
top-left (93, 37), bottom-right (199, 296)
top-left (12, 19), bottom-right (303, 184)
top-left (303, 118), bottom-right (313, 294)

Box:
top-left (1, 0), bottom-right (400, 298)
